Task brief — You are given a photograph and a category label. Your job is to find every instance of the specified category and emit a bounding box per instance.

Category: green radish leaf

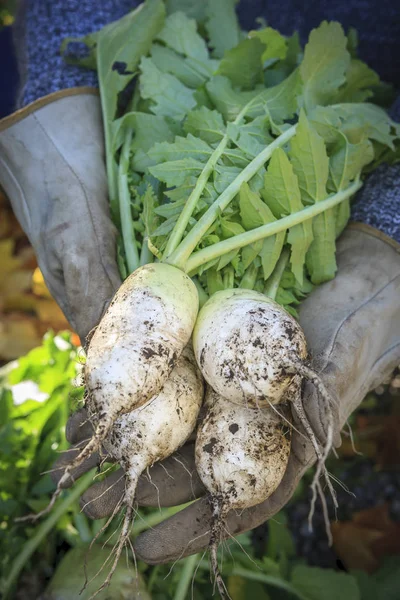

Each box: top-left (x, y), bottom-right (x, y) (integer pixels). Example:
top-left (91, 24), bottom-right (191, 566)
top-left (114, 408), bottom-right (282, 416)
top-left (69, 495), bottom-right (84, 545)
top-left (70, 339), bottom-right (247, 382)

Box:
top-left (328, 134), bottom-right (374, 192)
top-left (183, 106), bottom-right (226, 143)
top-left (205, 0), bottom-right (241, 59)
top-left (164, 177), bottom-right (197, 202)
top-left (112, 111), bottom-right (176, 154)
top-left (227, 116), bottom-right (273, 158)
top-left (207, 268), bottom-right (225, 295)
top-left (154, 200), bottom-right (185, 218)
top-left (148, 134), bottom-right (213, 162)
top-left (150, 44), bottom-right (214, 88)
top-left (67, 0), bottom-right (166, 221)
top-left (289, 111), bottom-right (329, 204)
top-left (239, 182), bottom-right (284, 279)
top-left (214, 165), bottom-right (242, 193)
top-left (222, 148), bottom-right (250, 168)
top-left (221, 220), bottom-right (246, 239)
top-left (156, 11), bottom-right (209, 60)
top-left (260, 235), bottom-right (286, 280)
top-left (329, 103), bottom-right (397, 148)
top-left (262, 147), bottom-right (313, 284)
top-left (149, 158), bottom-right (205, 187)
top-left (335, 59), bottom-right (380, 103)
top-left (139, 57), bottom-right (197, 119)
top-left (165, 0), bottom-right (206, 21)
top-left (246, 69), bottom-right (303, 124)
top-left (328, 133), bottom-right (374, 235)
top-left (275, 287), bottom-right (299, 305)
top-left (291, 566), bottom-right (360, 600)
top-left (239, 181), bottom-right (274, 230)
top-left (249, 26), bottom-right (287, 64)
top-left (308, 106), bottom-right (343, 144)
top-left (218, 249), bottom-right (240, 270)
top-left (289, 111), bottom-right (335, 284)
top-left (242, 241), bottom-right (263, 269)
top-left (141, 185), bottom-right (160, 238)
top-left (151, 215), bottom-right (180, 237)
top-left (300, 21), bottom-right (350, 111)
top-left (60, 34), bottom-right (98, 69)
top-left (218, 37), bottom-right (265, 90)
top-left (206, 76), bottom-right (262, 121)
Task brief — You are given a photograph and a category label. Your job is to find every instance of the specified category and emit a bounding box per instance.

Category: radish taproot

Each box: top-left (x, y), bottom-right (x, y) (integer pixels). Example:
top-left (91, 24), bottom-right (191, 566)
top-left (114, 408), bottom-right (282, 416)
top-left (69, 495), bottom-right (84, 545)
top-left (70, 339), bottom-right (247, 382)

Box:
top-left (83, 345), bottom-right (204, 596)
top-left (195, 386), bottom-right (291, 599)
top-left (20, 263), bottom-right (199, 521)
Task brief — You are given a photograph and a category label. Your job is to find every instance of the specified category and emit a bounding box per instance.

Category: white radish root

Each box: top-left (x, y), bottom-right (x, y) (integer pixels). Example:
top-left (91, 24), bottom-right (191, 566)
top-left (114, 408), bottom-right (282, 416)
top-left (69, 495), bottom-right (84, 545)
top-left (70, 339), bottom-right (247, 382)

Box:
top-left (85, 346), bottom-right (204, 597)
top-left (19, 263), bottom-right (198, 523)
top-left (195, 387), bottom-right (291, 599)
top-left (193, 289), bottom-right (307, 407)
top-left (193, 288), bottom-right (338, 536)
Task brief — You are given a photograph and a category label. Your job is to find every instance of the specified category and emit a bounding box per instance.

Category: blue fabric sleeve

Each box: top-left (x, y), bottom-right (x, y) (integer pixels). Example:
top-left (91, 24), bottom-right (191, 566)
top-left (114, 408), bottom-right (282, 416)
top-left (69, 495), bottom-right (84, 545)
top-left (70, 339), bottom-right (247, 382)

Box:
top-left (15, 0), bottom-right (400, 241)
top-left (19, 0), bottom-right (400, 105)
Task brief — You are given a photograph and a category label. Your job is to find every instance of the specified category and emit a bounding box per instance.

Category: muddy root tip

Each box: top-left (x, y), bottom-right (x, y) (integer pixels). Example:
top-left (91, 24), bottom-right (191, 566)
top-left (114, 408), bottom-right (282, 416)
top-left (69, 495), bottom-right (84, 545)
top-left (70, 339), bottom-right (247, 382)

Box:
top-left (15, 485), bottom-right (63, 523)
top-left (15, 418), bottom-right (114, 525)
top-left (87, 487), bottom-right (136, 599)
top-left (210, 543), bottom-right (230, 600)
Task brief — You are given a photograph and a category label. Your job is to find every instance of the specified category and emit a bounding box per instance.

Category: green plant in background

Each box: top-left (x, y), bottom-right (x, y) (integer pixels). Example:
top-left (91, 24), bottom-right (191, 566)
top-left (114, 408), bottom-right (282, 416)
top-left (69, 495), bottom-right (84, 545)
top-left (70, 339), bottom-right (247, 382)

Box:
top-left (0, 0), bottom-right (16, 27)
top-left (1, 332), bottom-right (400, 599)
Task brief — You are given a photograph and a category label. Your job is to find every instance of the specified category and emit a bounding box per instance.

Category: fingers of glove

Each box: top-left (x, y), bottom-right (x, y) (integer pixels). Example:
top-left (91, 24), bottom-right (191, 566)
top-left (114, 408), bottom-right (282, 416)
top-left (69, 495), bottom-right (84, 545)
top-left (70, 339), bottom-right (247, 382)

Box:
top-left (65, 408), bottom-right (94, 444)
top-left (134, 443), bottom-right (313, 565)
top-left (299, 381), bottom-right (342, 450)
top-left (80, 444), bottom-right (205, 520)
top-left (136, 444), bottom-right (205, 507)
top-left (80, 469), bottom-right (126, 519)
top-left (51, 443), bottom-right (102, 489)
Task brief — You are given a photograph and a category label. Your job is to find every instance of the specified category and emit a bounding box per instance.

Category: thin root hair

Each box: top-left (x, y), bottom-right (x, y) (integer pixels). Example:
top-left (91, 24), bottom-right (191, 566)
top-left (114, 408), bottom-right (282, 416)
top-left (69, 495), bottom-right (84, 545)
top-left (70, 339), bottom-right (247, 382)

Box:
top-left (222, 523), bottom-right (261, 572)
top-left (87, 500), bottom-right (136, 600)
top-left (17, 418), bottom-right (114, 523)
top-left (346, 421), bottom-right (363, 456)
top-left (317, 481), bottom-right (333, 546)
top-left (172, 454), bottom-right (197, 500)
top-left (80, 474), bottom-right (125, 514)
top-left (163, 529), bottom-right (212, 581)
top-left (81, 494), bottom-right (125, 593)
top-left (192, 550), bottom-right (208, 600)
top-left (146, 466), bottom-right (161, 511)
top-left (291, 393), bottom-right (338, 520)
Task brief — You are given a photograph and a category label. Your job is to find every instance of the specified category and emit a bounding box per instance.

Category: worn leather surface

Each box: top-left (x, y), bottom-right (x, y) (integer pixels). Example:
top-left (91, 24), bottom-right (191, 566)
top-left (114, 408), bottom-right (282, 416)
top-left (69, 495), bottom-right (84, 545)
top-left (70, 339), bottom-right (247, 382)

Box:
top-left (0, 91), bottom-right (121, 342)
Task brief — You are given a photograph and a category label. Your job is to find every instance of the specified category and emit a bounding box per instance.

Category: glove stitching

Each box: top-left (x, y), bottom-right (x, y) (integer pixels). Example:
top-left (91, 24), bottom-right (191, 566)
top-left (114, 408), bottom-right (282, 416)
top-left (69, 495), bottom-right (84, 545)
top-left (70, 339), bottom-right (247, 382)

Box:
top-left (32, 110), bottom-right (117, 293)
top-left (318, 271), bottom-right (400, 371)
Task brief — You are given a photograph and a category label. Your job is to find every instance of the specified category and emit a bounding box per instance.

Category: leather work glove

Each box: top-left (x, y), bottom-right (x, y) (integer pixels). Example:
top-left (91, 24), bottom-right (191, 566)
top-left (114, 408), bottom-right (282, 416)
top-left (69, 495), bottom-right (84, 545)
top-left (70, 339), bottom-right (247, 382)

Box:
top-left (0, 91), bottom-right (121, 342)
top-left (53, 223), bottom-right (400, 564)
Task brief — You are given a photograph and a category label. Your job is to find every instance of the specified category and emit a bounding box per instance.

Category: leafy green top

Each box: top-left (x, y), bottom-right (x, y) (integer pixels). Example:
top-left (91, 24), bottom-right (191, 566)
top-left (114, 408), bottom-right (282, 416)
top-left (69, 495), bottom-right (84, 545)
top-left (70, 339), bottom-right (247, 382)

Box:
top-left (62, 0), bottom-right (399, 314)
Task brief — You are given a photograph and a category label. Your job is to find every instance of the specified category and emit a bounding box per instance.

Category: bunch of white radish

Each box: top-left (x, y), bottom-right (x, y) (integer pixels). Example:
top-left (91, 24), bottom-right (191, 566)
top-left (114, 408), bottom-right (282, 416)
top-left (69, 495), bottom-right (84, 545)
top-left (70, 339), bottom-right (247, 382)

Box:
top-left (192, 290), bottom-right (337, 597)
top-left (29, 2), bottom-right (400, 597)
top-left (19, 264), bottom-right (201, 517)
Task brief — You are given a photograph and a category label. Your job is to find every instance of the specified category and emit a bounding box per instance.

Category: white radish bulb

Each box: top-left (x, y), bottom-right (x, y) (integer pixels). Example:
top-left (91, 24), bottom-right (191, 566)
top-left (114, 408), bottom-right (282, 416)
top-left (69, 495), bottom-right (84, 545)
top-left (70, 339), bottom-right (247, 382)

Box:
top-left (193, 289), bottom-right (307, 407)
top-left (89, 346), bottom-right (204, 593)
top-left (26, 263), bottom-right (198, 523)
top-left (195, 386), bottom-right (291, 598)
top-left (87, 263), bottom-right (199, 420)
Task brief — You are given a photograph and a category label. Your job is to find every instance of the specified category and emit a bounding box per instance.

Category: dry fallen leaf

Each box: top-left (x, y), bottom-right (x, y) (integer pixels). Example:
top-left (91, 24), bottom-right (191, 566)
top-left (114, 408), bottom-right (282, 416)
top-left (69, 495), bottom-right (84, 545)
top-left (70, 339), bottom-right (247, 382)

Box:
top-left (0, 190), bottom-right (79, 360)
top-left (338, 414), bottom-right (400, 467)
top-left (332, 504), bottom-right (400, 573)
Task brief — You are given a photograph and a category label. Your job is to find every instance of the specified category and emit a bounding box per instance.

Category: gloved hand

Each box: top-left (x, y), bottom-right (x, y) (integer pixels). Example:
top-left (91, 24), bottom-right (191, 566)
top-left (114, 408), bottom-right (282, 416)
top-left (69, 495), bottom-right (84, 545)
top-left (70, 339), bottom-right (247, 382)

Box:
top-left (0, 91), bottom-right (121, 342)
top-left (53, 223), bottom-right (400, 564)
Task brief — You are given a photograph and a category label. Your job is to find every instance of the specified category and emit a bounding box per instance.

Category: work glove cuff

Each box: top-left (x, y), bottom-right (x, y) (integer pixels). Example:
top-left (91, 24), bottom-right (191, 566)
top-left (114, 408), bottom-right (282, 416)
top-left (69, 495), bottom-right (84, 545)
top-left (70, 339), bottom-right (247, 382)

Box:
top-left (298, 222), bottom-right (400, 450)
top-left (0, 89), bottom-right (121, 341)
